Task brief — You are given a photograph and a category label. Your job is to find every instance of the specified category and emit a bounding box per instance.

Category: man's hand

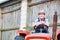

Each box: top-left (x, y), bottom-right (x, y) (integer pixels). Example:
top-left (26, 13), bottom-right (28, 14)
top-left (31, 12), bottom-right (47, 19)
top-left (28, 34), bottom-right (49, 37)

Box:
top-left (33, 21), bottom-right (45, 26)
top-left (32, 21), bottom-right (49, 27)
top-left (41, 21), bottom-right (49, 27)
top-left (35, 22), bottom-right (41, 26)
top-left (40, 21), bottom-right (45, 24)
top-left (35, 21), bottom-right (44, 26)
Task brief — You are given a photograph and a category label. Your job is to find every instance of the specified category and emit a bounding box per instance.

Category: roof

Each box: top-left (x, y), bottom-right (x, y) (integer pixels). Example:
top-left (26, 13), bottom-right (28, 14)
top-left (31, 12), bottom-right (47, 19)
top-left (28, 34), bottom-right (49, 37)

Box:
top-left (0, 0), bottom-right (10, 4)
top-left (0, 0), bottom-right (21, 7)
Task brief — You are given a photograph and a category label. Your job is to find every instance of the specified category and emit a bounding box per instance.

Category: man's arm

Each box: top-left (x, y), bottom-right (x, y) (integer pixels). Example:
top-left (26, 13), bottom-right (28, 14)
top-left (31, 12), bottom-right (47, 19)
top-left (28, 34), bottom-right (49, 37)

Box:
top-left (32, 19), bottom-right (49, 27)
top-left (32, 19), bottom-right (42, 27)
top-left (41, 19), bottom-right (49, 27)
top-left (32, 22), bottom-right (42, 27)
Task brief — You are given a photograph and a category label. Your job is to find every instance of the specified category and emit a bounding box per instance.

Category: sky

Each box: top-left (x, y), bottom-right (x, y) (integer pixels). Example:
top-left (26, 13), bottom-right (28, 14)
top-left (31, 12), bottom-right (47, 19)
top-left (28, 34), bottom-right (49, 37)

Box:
top-left (0, 0), bottom-right (9, 4)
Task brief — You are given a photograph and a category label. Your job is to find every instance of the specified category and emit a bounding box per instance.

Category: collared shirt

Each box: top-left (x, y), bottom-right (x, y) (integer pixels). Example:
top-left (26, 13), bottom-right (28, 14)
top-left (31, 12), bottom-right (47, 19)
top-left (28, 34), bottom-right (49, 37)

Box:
top-left (33, 18), bottom-right (49, 26)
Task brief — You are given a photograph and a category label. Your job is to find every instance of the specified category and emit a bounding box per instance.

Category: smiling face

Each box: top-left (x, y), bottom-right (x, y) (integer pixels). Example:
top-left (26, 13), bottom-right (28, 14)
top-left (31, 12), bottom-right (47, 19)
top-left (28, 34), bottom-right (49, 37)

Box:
top-left (38, 13), bottom-right (45, 19)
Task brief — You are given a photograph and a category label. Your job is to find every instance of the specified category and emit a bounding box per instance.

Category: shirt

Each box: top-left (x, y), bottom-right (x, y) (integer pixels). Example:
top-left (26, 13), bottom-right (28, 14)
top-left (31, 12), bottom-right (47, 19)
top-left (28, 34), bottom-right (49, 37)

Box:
top-left (33, 18), bottom-right (49, 26)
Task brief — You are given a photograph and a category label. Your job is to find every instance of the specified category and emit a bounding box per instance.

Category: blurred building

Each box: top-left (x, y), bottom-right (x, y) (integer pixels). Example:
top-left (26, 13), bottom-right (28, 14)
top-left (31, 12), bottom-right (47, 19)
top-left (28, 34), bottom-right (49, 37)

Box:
top-left (0, 0), bottom-right (60, 40)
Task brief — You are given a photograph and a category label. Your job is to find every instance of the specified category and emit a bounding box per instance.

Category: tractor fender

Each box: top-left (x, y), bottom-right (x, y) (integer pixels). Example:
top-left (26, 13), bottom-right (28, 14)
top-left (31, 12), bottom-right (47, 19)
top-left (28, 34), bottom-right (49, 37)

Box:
top-left (56, 30), bottom-right (60, 40)
top-left (16, 30), bottom-right (30, 35)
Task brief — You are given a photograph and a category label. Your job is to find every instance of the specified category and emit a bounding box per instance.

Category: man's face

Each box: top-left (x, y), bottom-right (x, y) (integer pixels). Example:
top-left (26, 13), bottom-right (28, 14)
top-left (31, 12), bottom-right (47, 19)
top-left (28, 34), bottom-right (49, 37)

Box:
top-left (39, 14), bottom-right (45, 19)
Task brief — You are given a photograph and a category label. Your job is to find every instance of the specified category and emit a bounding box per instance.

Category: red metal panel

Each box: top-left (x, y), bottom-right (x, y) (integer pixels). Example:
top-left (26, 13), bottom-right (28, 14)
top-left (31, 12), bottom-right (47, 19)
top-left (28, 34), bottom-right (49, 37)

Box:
top-left (16, 30), bottom-right (30, 35)
top-left (56, 30), bottom-right (60, 40)
top-left (25, 33), bottom-right (50, 40)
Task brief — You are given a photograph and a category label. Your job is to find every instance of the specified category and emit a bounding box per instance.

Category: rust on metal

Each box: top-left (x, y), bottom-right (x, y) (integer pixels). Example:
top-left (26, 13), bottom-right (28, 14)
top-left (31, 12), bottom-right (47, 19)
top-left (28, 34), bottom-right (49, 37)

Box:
top-left (52, 11), bottom-right (57, 40)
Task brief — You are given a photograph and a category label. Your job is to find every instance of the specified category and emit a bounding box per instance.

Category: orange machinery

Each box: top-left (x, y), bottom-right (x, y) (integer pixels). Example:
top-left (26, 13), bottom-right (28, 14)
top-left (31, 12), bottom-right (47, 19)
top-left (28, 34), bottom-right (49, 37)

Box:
top-left (56, 30), bottom-right (60, 40)
top-left (25, 33), bottom-right (50, 40)
top-left (16, 11), bottom-right (59, 40)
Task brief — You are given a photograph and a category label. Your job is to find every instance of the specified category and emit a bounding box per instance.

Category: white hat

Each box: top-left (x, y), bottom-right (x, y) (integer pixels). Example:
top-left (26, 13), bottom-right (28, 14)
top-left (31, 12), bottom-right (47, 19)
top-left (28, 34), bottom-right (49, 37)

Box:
top-left (39, 10), bottom-right (45, 13)
top-left (38, 10), bottom-right (45, 15)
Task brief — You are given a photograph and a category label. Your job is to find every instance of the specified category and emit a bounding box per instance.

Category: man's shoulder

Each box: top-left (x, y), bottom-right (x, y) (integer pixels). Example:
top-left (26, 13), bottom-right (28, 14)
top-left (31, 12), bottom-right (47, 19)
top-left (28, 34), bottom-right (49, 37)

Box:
top-left (45, 18), bottom-right (48, 20)
top-left (45, 18), bottom-right (49, 22)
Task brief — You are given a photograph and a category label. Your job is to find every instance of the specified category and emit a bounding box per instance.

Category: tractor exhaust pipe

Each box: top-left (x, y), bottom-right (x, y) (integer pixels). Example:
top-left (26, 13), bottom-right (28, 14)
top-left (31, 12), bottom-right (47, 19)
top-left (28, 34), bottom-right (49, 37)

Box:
top-left (52, 11), bottom-right (57, 40)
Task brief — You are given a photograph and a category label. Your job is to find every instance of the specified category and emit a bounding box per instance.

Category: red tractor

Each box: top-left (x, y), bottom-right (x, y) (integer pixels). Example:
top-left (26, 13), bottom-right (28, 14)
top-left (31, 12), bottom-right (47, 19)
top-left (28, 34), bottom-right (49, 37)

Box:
top-left (56, 30), bottom-right (60, 40)
top-left (15, 12), bottom-right (60, 40)
top-left (16, 30), bottom-right (50, 40)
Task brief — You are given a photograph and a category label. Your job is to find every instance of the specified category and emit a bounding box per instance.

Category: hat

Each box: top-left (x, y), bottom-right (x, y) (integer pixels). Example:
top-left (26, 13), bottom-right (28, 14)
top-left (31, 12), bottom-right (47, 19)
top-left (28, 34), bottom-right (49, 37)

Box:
top-left (38, 10), bottom-right (45, 15)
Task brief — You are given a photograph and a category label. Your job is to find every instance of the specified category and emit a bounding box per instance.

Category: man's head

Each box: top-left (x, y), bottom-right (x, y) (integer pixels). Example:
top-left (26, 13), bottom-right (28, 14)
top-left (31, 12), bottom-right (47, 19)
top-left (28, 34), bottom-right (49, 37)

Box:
top-left (38, 10), bottom-right (45, 19)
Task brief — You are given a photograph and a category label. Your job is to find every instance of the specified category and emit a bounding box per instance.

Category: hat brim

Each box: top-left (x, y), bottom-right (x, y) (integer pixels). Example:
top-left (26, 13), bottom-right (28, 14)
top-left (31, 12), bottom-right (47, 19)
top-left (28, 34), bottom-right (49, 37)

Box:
top-left (38, 13), bottom-right (45, 15)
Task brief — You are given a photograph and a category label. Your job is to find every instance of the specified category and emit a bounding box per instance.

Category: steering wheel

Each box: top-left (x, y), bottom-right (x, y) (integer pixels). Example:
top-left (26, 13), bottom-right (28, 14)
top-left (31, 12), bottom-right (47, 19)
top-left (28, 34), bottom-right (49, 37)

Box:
top-left (34, 24), bottom-right (49, 33)
top-left (34, 24), bottom-right (48, 30)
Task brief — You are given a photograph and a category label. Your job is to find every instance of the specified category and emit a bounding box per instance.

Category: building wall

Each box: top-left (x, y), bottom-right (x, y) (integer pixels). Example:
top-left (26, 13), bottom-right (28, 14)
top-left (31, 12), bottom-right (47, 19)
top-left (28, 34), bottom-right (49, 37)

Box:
top-left (27, 0), bottom-right (60, 37)
top-left (27, 0), bottom-right (60, 26)
top-left (1, 3), bottom-right (21, 40)
top-left (0, 0), bottom-right (60, 40)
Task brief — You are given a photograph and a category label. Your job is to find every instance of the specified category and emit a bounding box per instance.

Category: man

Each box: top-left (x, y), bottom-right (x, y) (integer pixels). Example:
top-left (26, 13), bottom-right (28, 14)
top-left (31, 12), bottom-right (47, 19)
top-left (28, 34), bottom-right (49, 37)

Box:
top-left (32, 10), bottom-right (49, 33)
